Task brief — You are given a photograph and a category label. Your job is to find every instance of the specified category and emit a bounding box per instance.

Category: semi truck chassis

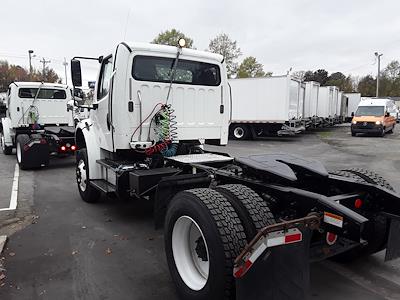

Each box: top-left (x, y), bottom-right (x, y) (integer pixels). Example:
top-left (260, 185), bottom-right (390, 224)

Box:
top-left (76, 149), bottom-right (400, 300)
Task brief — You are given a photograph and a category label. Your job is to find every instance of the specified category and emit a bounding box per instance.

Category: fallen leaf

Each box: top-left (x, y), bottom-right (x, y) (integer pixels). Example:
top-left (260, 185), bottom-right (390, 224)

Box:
top-left (105, 218), bottom-right (112, 222)
top-left (72, 251), bottom-right (78, 255)
top-left (147, 237), bottom-right (154, 241)
top-left (106, 248), bottom-right (112, 255)
top-left (8, 252), bottom-right (15, 257)
top-left (0, 274), bottom-right (5, 280)
top-left (81, 226), bottom-right (87, 229)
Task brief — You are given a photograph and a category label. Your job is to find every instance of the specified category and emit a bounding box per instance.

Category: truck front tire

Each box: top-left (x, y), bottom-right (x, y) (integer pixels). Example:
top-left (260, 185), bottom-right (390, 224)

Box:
top-left (76, 148), bottom-right (100, 203)
top-left (16, 134), bottom-right (30, 169)
top-left (230, 124), bottom-right (250, 140)
top-left (0, 132), bottom-right (12, 155)
top-left (165, 188), bottom-right (246, 300)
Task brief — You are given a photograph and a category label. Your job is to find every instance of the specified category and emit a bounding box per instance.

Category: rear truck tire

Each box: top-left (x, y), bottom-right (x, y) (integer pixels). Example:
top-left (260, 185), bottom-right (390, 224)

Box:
top-left (329, 168), bottom-right (394, 262)
top-left (76, 148), bottom-right (101, 203)
top-left (230, 124), bottom-right (250, 140)
top-left (214, 184), bottom-right (276, 241)
top-left (164, 188), bottom-right (247, 300)
top-left (16, 134), bottom-right (30, 169)
top-left (0, 131), bottom-right (12, 155)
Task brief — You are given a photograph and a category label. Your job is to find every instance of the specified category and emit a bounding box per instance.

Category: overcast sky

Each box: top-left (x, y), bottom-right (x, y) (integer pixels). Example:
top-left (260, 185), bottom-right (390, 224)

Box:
top-left (1, 0), bottom-right (400, 84)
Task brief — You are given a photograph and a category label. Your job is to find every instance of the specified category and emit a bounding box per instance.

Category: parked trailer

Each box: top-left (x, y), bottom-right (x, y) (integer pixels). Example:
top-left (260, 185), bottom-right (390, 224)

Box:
top-left (229, 76), bottom-right (305, 139)
top-left (337, 92), bottom-right (349, 123)
top-left (303, 81), bottom-right (320, 127)
top-left (318, 86), bottom-right (338, 125)
top-left (0, 82), bottom-right (76, 169)
top-left (344, 93), bottom-right (361, 122)
top-left (70, 41), bottom-right (400, 300)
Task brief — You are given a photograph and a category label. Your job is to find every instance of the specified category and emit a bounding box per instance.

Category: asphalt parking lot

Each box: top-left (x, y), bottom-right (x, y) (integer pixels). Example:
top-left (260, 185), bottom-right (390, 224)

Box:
top-left (0, 124), bottom-right (400, 300)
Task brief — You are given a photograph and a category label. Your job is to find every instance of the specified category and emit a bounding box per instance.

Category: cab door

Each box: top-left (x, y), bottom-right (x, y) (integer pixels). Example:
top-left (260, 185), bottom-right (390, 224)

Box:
top-left (93, 56), bottom-right (114, 151)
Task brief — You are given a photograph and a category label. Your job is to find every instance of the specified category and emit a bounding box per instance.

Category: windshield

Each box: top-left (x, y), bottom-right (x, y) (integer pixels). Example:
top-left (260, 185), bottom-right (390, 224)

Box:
top-left (132, 55), bottom-right (221, 86)
top-left (355, 106), bottom-right (384, 117)
top-left (18, 88), bottom-right (67, 99)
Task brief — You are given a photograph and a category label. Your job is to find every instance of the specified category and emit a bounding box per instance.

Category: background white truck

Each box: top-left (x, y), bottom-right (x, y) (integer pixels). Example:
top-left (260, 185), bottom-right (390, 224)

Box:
top-left (229, 76), bottom-right (305, 139)
top-left (0, 82), bottom-right (76, 169)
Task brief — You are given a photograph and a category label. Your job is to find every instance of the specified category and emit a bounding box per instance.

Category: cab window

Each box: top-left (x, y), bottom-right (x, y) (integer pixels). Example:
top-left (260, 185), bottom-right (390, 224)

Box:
top-left (97, 57), bottom-right (113, 99)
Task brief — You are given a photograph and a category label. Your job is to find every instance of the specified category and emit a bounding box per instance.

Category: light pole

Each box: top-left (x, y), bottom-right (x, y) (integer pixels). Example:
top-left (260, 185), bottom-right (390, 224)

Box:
top-left (28, 50), bottom-right (34, 79)
top-left (375, 52), bottom-right (383, 97)
top-left (63, 58), bottom-right (68, 84)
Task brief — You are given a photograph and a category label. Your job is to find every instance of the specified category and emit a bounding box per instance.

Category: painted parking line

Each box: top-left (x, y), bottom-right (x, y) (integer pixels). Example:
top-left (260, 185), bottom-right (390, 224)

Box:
top-left (0, 163), bottom-right (19, 211)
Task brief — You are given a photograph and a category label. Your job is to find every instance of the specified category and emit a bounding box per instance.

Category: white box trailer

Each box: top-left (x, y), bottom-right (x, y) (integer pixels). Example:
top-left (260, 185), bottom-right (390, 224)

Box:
top-left (318, 86), bottom-right (338, 124)
top-left (338, 92), bottom-right (349, 122)
top-left (229, 75), bottom-right (305, 139)
top-left (344, 93), bottom-right (361, 121)
top-left (303, 81), bottom-right (321, 127)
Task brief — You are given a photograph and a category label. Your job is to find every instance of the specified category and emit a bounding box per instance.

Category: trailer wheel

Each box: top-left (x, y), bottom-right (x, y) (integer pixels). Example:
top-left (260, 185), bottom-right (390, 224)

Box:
top-left (214, 184), bottom-right (275, 241)
top-left (16, 134), bottom-right (31, 169)
top-left (330, 168), bottom-right (394, 261)
top-left (230, 124), bottom-right (250, 140)
top-left (165, 188), bottom-right (246, 300)
top-left (0, 132), bottom-right (12, 155)
top-left (76, 148), bottom-right (100, 203)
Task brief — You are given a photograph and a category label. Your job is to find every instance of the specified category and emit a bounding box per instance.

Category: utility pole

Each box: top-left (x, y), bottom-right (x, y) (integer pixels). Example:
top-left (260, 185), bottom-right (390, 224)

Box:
top-left (375, 52), bottom-right (383, 97)
top-left (63, 58), bottom-right (68, 84)
top-left (40, 57), bottom-right (51, 80)
top-left (28, 50), bottom-right (34, 79)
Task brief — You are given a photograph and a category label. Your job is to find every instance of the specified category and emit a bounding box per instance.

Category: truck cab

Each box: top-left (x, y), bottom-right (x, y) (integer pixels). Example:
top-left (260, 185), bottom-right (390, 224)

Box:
top-left (351, 98), bottom-right (396, 137)
top-left (72, 42), bottom-right (230, 187)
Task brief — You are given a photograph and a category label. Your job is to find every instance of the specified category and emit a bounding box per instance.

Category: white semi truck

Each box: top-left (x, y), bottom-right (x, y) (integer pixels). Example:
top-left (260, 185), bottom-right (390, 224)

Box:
top-left (0, 82), bottom-right (76, 169)
top-left (228, 76), bottom-right (305, 139)
top-left (70, 40), bottom-right (400, 300)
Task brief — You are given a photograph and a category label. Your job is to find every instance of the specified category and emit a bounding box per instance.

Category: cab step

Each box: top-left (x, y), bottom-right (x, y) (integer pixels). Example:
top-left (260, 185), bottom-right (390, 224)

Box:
top-left (90, 179), bottom-right (116, 194)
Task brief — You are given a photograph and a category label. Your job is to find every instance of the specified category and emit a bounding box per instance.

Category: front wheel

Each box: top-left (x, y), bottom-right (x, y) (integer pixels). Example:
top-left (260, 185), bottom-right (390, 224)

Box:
top-left (230, 124), bottom-right (250, 140)
top-left (76, 148), bottom-right (100, 203)
top-left (165, 188), bottom-right (246, 300)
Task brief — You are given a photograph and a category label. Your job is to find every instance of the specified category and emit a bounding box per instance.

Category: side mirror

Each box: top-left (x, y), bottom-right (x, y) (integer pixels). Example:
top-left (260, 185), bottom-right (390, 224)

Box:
top-left (71, 59), bottom-right (82, 87)
top-left (351, 112), bottom-right (354, 117)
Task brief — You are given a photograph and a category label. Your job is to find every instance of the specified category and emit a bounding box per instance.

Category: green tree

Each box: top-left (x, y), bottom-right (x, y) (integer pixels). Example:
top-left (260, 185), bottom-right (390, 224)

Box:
top-left (237, 56), bottom-right (266, 78)
top-left (303, 70), bottom-right (314, 82)
top-left (208, 33), bottom-right (242, 78)
top-left (152, 28), bottom-right (194, 48)
top-left (325, 72), bottom-right (354, 92)
top-left (383, 60), bottom-right (400, 80)
top-left (357, 75), bottom-right (376, 96)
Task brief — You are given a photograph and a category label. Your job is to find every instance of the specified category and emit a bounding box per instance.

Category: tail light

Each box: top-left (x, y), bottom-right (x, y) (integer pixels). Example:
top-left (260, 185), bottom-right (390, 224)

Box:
top-left (60, 145), bottom-right (66, 151)
top-left (71, 145), bottom-right (76, 151)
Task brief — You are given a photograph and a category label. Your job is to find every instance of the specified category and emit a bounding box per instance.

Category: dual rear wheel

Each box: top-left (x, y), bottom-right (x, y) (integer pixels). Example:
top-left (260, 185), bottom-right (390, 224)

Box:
top-left (165, 185), bottom-right (275, 300)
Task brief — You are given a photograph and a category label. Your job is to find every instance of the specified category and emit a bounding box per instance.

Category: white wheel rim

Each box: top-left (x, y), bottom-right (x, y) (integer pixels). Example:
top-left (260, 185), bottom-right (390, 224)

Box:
top-left (16, 141), bottom-right (21, 163)
top-left (77, 159), bottom-right (87, 191)
top-left (233, 127), bottom-right (244, 139)
top-left (172, 216), bottom-right (210, 291)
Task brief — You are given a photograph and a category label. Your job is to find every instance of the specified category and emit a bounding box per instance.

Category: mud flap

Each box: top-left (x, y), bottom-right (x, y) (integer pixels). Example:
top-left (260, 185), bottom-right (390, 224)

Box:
top-left (236, 228), bottom-right (311, 300)
top-left (385, 215), bottom-right (400, 262)
top-left (23, 141), bottom-right (50, 168)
